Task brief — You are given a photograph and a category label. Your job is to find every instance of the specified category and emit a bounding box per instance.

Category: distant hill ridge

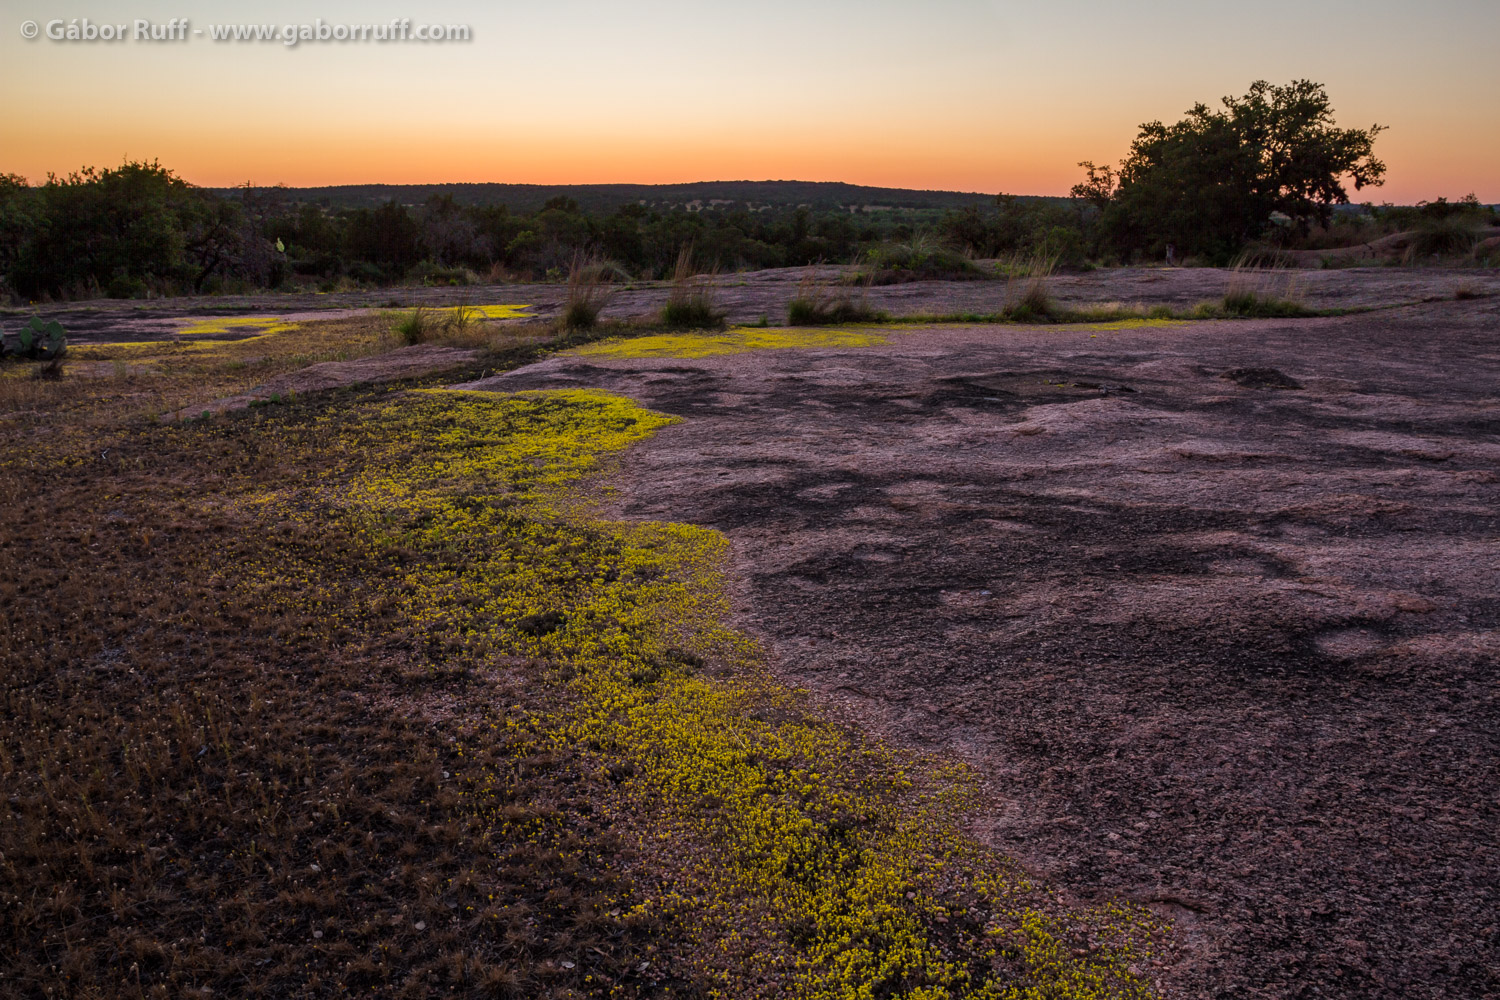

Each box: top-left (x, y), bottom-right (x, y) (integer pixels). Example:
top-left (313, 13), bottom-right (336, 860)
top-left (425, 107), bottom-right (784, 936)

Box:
top-left (216, 180), bottom-right (1037, 214)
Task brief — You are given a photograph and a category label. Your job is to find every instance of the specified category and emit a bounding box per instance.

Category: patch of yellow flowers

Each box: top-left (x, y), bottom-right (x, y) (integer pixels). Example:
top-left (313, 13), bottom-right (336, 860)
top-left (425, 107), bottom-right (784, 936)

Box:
top-left (246, 387), bottom-right (1166, 999)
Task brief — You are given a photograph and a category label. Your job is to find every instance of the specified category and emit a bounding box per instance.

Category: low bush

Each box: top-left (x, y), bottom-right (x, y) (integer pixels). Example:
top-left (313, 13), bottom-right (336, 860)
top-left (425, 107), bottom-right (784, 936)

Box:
top-left (786, 273), bottom-right (886, 325)
top-left (346, 260), bottom-right (389, 285)
top-left (106, 274), bottom-right (148, 299)
top-left (410, 259), bottom-right (479, 286)
top-left (861, 233), bottom-right (981, 284)
top-left (1404, 217), bottom-right (1483, 262)
top-left (1217, 289), bottom-right (1312, 317)
top-left (787, 297), bottom-right (886, 325)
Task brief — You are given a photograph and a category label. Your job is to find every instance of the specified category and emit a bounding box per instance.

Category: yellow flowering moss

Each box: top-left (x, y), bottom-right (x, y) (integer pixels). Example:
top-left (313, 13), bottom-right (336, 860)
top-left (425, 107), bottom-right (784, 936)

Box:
top-left (72, 317), bottom-right (305, 361)
top-left (459, 303), bottom-right (534, 319)
top-left (72, 304), bottom-right (531, 362)
top-left (238, 388), bottom-right (1166, 999)
top-left (176, 315), bottom-right (302, 338)
top-left (69, 315), bottom-right (388, 366)
top-left (1073, 318), bottom-right (1187, 332)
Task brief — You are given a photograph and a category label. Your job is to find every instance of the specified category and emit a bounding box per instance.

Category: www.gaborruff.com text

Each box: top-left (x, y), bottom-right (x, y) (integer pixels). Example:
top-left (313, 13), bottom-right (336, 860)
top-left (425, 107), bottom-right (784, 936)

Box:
top-left (27, 18), bottom-right (471, 46)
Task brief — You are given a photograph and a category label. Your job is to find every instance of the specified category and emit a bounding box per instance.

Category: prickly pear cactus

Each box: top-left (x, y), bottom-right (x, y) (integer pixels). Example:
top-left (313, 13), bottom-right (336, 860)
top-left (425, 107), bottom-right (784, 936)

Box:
top-left (1, 316), bottom-right (67, 360)
top-left (38, 318), bottom-right (66, 360)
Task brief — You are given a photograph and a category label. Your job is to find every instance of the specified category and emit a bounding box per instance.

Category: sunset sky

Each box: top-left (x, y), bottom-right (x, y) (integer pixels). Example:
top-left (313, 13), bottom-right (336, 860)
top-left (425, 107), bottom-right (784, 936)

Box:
top-left (5, 0), bottom-right (1497, 203)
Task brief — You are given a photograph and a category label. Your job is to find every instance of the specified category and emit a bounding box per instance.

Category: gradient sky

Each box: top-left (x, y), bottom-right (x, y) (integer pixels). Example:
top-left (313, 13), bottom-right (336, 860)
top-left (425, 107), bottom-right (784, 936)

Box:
top-left (5, 0), bottom-right (1496, 202)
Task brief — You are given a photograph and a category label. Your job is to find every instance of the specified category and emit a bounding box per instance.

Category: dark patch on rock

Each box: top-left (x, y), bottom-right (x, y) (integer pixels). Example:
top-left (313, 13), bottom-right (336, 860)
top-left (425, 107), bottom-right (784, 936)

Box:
top-left (1221, 366), bottom-right (1303, 389)
top-left (514, 610), bottom-right (565, 636)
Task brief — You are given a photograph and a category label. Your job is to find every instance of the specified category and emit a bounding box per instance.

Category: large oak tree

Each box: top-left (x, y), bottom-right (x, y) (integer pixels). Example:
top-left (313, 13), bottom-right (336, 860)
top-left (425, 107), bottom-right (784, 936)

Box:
top-left (1075, 80), bottom-right (1386, 262)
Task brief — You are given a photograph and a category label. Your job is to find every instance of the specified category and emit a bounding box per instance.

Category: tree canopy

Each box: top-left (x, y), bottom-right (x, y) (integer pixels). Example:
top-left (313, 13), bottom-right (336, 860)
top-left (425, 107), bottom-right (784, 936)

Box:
top-left (1075, 80), bottom-right (1386, 262)
top-left (0, 162), bottom-right (280, 298)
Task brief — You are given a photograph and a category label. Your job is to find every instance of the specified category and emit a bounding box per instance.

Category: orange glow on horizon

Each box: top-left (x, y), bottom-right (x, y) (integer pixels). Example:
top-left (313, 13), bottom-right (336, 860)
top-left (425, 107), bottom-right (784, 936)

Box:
top-left (6, 131), bottom-right (1488, 207)
top-left (4, 2), bottom-right (1496, 205)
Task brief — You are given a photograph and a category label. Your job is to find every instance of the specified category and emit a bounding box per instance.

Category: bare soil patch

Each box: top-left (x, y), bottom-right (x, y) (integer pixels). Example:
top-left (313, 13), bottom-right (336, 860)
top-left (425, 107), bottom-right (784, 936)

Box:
top-left (459, 293), bottom-right (1500, 999)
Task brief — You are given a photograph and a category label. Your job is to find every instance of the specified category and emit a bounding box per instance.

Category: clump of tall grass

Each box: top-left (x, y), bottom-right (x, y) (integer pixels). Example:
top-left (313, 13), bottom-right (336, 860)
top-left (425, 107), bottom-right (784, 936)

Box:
top-left (1218, 288), bottom-right (1311, 317)
top-left (561, 253), bottom-right (622, 331)
top-left (1232, 247), bottom-right (1298, 270)
top-left (441, 302), bottom-right (493, 346)
top-left (1000, 254), bottom-right (1057, 321)
top-left (786, 271), bottom-right (887, 325)
top-left (659, 247), bottom-right (726, 330)
top-left (391, 301), bottom-right (487, 346)
top-left (393, 305), bottom-right (438, 345)
top-left (1215, 263), bottom-right (1315, 317)
top-left (862, 233), bottom-right (981, 284)
top-left (1063, 301), bottom-right (1179, 323)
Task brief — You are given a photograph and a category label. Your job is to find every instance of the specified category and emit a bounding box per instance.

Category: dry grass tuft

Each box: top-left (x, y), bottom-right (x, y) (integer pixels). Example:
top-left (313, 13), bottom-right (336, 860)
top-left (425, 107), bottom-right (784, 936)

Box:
top-left (561, 252), bottom-right (621, 331)
top-left (393, 304), bottom-right (440, 345)
top-left (1215, 264), bottom-right (1314, 318)
top-left (786, 272), bottom-right (886, 326)
top-left (390, 302), bottom-right (496, 347)
top-left (1001, 254), bottom-right (1057, 321)
top-left (659, 248), bottom-right (726, 330)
